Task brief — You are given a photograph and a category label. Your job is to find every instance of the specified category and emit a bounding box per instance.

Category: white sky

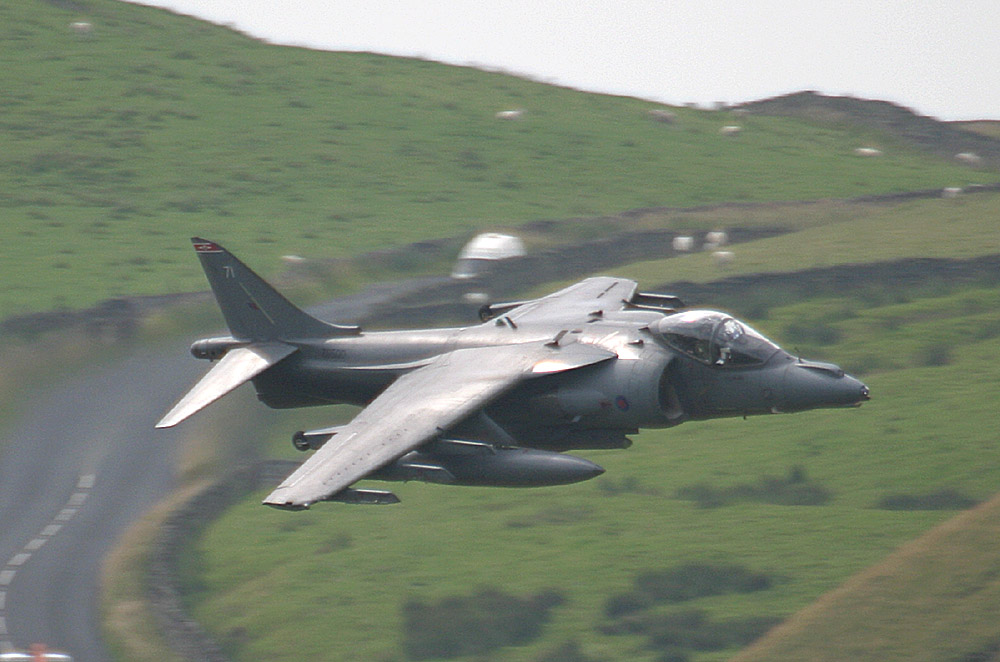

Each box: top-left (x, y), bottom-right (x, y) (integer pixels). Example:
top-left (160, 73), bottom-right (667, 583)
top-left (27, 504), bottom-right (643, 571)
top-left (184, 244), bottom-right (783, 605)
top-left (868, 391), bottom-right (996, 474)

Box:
top-left (130, 0), bottom-right (999, 121)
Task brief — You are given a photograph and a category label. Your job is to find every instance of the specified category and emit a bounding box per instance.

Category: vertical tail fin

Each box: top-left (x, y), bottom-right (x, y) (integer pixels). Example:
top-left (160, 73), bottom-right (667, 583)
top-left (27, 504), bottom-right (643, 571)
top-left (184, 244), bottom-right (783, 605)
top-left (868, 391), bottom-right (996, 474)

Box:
top-left (191, 237), bottom-right (359, 341)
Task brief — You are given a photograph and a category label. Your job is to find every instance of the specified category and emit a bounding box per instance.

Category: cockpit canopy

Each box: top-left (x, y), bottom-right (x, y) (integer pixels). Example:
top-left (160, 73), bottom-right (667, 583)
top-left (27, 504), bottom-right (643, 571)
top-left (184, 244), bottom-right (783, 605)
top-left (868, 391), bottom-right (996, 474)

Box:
top-left (653, 310), bottom-right (780, 366)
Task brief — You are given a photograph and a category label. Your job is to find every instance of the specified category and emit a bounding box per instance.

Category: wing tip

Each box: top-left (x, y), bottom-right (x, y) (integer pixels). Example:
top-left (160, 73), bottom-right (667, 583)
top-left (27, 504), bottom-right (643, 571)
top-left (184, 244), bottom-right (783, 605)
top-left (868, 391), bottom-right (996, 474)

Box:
top-left (262, 488), bottom-right (402, 508)
top-left (155, 408), bottom-right (189, 429)
top-left (154, 401), bottom-right (200, 430)
top-left (263, 499), bottom-right (311, 511)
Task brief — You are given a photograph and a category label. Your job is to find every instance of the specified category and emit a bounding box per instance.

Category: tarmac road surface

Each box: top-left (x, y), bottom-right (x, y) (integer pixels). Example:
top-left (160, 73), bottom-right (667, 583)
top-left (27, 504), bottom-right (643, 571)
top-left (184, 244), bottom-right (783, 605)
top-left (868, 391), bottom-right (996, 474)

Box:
top-left (0, 279), bottom-right (433, 662)
top-left (0, 346), bottom-right (201, 662)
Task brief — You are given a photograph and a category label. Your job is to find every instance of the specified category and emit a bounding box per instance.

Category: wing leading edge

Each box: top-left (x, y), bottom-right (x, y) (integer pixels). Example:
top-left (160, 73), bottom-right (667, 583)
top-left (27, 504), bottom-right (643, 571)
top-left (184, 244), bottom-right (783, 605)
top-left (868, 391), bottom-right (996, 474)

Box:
top-left (156, 342), bottom-right (296, 429)
top-left (263, 341), bottom-right (614, 509)
top-left (503, 277), bottom-right (639, 324)
top-left (483, 277), bottom-right (683, 325)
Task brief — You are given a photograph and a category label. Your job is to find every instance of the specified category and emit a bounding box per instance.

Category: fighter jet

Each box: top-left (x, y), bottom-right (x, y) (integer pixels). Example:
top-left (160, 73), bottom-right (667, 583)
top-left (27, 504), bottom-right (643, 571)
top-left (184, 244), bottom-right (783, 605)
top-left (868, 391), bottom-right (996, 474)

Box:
top-left (157, 238), bottom-right (870, 510)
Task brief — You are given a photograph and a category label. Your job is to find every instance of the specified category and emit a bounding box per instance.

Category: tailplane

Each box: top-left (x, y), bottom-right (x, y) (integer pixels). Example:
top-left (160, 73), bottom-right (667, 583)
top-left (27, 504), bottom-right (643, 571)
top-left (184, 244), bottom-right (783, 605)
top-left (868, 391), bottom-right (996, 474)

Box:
top-left (191, 237), bottom-right (359, 341)
top-left (156, 238), bottom-right (358, 429)
top-left (156, 341), bottom-right (295, 428)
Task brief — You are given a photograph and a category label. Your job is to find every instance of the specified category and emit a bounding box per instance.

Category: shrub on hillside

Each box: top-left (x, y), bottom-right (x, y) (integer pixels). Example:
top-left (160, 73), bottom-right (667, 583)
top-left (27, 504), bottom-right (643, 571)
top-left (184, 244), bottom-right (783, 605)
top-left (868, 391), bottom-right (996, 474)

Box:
top-left (534, 640), bottom-right (604, 662)
top-left (602, 608), bottom-right (781, 659)
top-left (674, 465), bottom-right (831, 508)
top-left (782, 321), bottom-right (842, 346)
top-left (917, 342), bottom-right (953, 366)
top-left (402, 587), bottom-right (564, 660)
top-left (876, 489), bottom-right (979, 511)
top-left (603, 563), bottom-right (774, 618)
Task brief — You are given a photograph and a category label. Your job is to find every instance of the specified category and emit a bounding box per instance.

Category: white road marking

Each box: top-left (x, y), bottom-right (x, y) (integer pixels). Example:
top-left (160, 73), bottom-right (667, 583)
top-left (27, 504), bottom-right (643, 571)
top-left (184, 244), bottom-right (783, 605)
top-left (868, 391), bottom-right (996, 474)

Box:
top-left (25, 539), bottom-right (46, 552)
top-left (1, 472), bottom-right (100, 649)
top-left (7, 554), bottom-right (30, 567)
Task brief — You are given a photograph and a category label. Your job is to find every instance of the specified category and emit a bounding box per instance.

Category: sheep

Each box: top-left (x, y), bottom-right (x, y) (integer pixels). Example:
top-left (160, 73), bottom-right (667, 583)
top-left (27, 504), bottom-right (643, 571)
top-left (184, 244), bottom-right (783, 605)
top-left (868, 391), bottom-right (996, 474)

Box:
top-left (941, 187), bottom-right (962, 199)
top-left (955, 152), bottom-right (982, 165)
top-left (704, 231), bottom-right (728, 250)
top-left (853, 147), bottom-right (883, 157)
top-left (719, 125), bottom-right (742, 137)
top-left (70, 21), bottom-right (93, 37)
top-left (672, 236), bottom-right (694, 252)
top-left (712, 250), bottom-right (734, 268)
top-left (495, 109), bottom-right (524, 120)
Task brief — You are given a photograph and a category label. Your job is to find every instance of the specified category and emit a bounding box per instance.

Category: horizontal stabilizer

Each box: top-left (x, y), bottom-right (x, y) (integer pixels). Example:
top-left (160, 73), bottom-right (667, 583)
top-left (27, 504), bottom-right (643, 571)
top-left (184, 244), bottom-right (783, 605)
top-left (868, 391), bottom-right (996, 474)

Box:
top-left (156, 342), bottom-right (296, 428)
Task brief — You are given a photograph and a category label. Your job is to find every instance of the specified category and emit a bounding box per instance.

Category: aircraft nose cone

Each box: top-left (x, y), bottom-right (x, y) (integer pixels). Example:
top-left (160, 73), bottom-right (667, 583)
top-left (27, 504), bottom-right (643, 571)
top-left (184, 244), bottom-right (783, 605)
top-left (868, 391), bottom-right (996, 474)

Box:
top-left (780, 360), bottom-right (870, 412)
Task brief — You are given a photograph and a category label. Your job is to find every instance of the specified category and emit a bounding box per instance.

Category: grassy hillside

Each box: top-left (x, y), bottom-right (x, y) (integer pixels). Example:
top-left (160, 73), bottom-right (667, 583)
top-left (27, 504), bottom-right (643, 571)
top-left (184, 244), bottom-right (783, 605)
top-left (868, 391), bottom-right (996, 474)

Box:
top-left (734, 492), bottom-right (1000, 662)
top-left (1, 0), bottom-right (995, 318)
top-left (952, 120), bottom-right (1000, 140)
top-left (739, 91), bottom-right (1000, 167)
top-left (5, 2), bottom-right (999, 660)
top-left (183, 281), bottom-right (1000, 662)
top-left (514, 192), bottom-right (1000, 300)
top-left (176, 191), bottom-right (1000, 662)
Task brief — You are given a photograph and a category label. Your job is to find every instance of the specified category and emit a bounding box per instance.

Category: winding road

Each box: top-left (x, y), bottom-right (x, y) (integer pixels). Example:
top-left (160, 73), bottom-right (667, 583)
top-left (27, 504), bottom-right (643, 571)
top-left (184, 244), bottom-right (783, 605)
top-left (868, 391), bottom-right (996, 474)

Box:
top-left (0, 278), bottom-right (440, 662)
top-left (5, 251), bottom-right (990, 661)
top-left (0, 346), bottom-right (200, 661)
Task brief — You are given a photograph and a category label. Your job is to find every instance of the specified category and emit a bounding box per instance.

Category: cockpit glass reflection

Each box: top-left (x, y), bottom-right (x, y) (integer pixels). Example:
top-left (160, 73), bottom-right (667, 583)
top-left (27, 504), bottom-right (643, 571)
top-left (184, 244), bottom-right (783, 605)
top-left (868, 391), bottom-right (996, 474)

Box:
top-left (654, 311), bottom-right (779, 366)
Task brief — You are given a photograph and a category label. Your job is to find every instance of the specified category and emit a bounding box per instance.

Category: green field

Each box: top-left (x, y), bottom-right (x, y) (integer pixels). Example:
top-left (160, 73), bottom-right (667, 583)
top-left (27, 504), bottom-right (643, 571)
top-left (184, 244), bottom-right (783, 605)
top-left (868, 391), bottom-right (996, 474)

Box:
top-left (619, 193), bottom-right (1000, 286)
top-left (1, 0), bottom-right (995, 318)
top-left (183, 281), bottom-right (1000, 662)
top-left (178, 193), bottom-right (1000, 662)
top-left (5, 2), bottom-right (1000, 661)
top-left (734, 491), bottom-right (1000, 662)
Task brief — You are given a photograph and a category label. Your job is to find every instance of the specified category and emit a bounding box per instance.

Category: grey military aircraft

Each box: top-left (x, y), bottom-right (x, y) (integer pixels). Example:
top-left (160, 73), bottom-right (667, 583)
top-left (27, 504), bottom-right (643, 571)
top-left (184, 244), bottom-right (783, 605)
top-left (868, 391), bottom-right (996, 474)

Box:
top-left (158, 238), bottom-right (870, 510)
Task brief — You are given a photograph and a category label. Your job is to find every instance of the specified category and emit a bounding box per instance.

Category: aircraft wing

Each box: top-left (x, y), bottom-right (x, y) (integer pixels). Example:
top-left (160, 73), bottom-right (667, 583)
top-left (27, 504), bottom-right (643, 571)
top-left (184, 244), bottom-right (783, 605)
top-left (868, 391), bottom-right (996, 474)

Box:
top-left (504, 277), bottom-right (639, 325)
top-left (156, 342), bottom-right (297, 429)
top-left (262, 340), bottom-right (614, 509)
